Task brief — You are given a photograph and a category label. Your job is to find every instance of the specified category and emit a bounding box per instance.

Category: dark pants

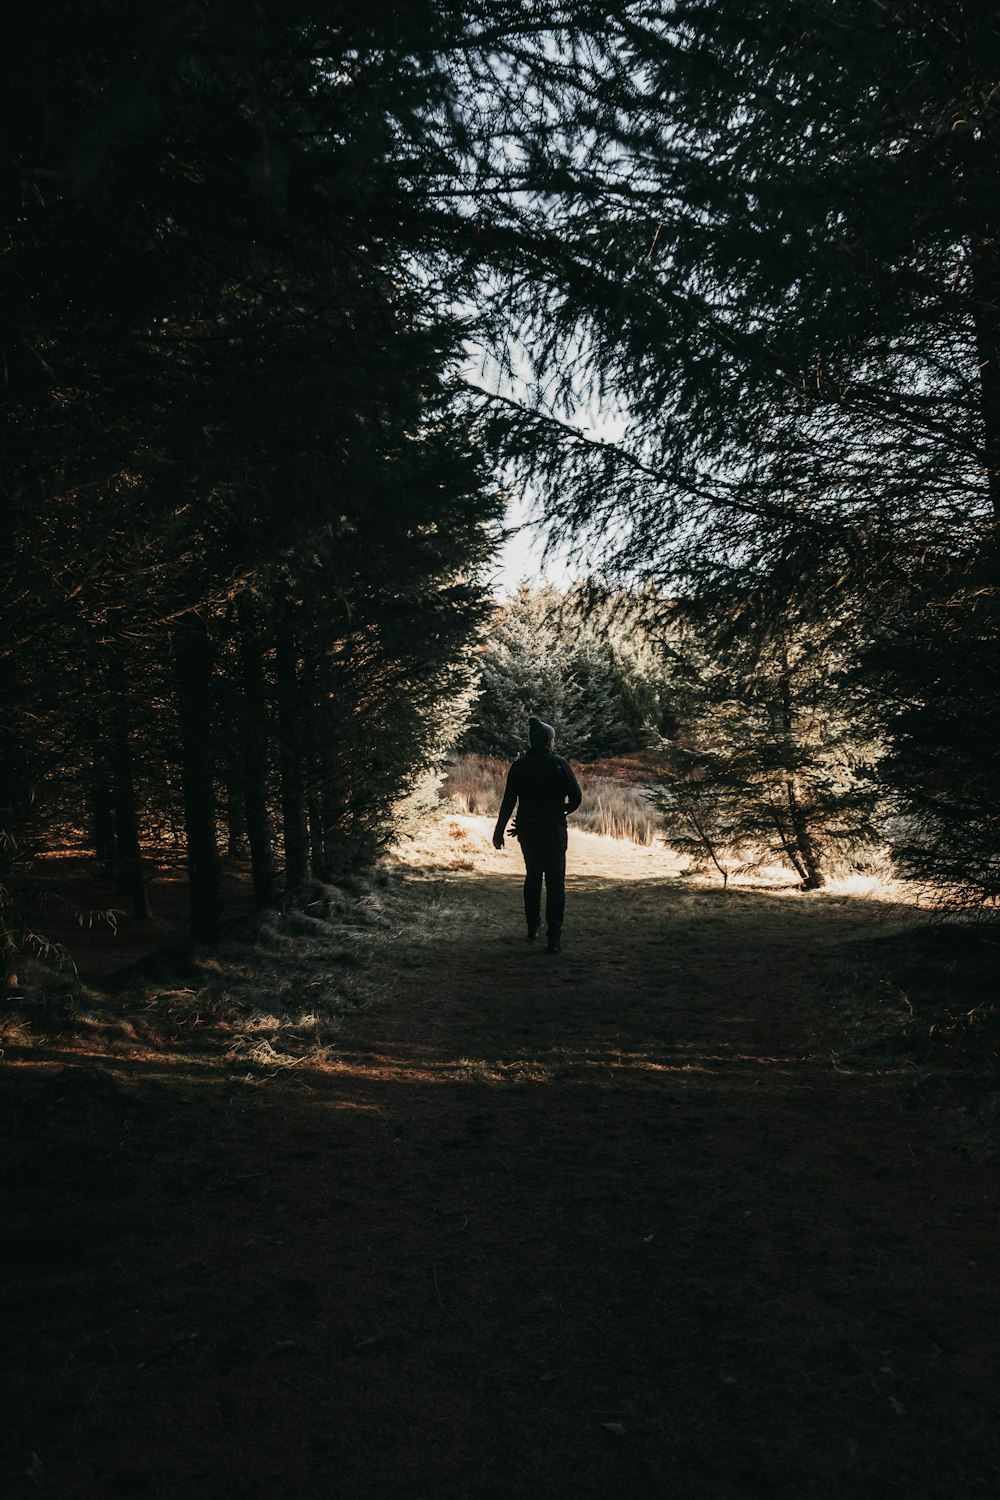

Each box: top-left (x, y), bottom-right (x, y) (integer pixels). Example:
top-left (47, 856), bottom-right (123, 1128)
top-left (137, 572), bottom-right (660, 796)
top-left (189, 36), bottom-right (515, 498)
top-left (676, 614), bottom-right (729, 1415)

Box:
top-left (517, 822), bottom-right (568, 937)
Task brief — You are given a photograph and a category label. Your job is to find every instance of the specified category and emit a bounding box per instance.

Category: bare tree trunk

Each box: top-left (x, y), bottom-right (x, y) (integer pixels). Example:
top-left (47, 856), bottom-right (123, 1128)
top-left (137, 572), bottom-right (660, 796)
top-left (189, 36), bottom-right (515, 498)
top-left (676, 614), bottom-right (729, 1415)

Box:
top-left (275, 618), bottom-right (310, 888)
top-left (320, 781), bottom-right (348, 879)
top-left (236, 600), bottom-right (277, 910)
top-left (0, 662), bottom-right (29, 836)
top-left (776, 642), bottom-right (825, 890)
top-left (225, 781), bottom-right (247, 859)
top-left (767, 803), bottom-right (809, 886)
top-left (0, 661), bottom-right (29, 989)
top-left (308, 796), bottom-right (324, 878)
top-left (685, 802), bottom-right (729, 888)
top-left (90, 767), bottom-right (116, 875)
top-left (303, 633), bottom-right (329, 880)
top-left (109, 694), bottom-right (151, 918)
top-left (784, 779), bottom-right (824, 890)
top-left (173, 613), bottom-right (221, 943)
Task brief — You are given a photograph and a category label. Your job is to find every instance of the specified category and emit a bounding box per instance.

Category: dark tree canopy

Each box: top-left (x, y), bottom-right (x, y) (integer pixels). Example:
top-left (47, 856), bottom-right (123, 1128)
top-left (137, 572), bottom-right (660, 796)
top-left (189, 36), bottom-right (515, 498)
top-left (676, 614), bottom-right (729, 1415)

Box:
top-left (0, 1), bottom-right (505, 963)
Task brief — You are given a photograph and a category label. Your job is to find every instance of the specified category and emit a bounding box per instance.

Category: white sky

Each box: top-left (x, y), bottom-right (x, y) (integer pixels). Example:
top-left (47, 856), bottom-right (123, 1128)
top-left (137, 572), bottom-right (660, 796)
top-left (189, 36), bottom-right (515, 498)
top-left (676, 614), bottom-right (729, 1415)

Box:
top-left (462, 346), bottom-right (631, 598)
top-left (490, 496), bottom-right (580, 597)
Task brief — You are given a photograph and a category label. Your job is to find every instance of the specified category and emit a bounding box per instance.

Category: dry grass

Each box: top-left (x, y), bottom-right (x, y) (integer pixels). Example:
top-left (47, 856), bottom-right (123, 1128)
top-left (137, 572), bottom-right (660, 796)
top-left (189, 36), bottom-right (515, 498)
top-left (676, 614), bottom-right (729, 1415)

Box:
top-left (440, 757), bottom-right (913, 879)
top-left (392, 809), bottom-right (925, 916)
top-left (453, 1056), bottom-right (552, 1084)
top-left (439, 756), bottom-right (908, 863)
top-left (182, 883), bottom-right (401, 1072)
top-left (578, 779), bottom-right (659, 843)
top-left (441, 753), bottom-right (662, 845)
top-left (439, 755), bottom-right (507, 815)
top-left (0, 876), bottom-right (420, 1078)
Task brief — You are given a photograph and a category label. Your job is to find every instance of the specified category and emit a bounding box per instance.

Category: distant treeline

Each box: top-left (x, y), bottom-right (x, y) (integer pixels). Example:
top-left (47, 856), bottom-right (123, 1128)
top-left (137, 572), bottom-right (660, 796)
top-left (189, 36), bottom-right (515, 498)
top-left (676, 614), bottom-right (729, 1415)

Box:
top-left (459, 584), bottom-right (678, 762)
top-left (460, 584), bottom-right (882, 889)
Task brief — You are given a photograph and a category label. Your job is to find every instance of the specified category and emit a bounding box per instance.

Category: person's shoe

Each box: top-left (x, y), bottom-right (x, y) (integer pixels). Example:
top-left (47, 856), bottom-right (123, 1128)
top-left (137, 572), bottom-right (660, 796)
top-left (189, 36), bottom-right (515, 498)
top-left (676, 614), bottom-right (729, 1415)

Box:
top-left (546, 936), bottom-right (561, 953)
top-left (526, 926), bottom-right (539, 942)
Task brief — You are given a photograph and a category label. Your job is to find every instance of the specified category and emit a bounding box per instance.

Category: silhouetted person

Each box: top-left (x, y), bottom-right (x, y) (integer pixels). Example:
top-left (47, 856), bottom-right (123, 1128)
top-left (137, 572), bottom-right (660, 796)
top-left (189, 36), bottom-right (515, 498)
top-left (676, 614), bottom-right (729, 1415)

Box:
top-left (493, 715), bottom-right (582, 952)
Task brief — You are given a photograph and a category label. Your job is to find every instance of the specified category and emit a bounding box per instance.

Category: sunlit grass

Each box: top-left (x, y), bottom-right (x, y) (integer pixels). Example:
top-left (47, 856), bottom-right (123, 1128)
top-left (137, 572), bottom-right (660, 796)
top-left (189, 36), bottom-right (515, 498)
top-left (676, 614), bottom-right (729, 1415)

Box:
top-left (453, 1056), bottom-right (551, 1083)
top-left (441, 753), bottom-right (662, 844)
top-left (392, 807), bottom-right (918, 909)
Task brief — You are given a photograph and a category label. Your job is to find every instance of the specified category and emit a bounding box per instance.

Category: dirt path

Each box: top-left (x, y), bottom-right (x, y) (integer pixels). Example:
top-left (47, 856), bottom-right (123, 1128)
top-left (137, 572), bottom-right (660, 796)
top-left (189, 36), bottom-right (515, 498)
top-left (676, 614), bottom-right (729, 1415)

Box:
top-left (4, 840), bottom-right (1000, 1498)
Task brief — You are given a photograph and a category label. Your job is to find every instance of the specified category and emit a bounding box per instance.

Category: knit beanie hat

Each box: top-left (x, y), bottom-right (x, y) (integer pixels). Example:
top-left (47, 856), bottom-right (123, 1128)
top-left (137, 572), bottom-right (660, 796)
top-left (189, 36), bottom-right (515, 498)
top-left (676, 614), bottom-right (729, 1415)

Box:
top-left (528, 714), bottom-right (555, 750)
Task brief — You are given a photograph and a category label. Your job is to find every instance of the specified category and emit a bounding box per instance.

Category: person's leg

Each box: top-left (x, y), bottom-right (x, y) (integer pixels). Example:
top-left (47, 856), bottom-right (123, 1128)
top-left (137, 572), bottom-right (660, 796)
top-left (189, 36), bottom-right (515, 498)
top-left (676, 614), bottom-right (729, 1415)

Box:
top-left (518, 831), bottom-right (544, 937)
top-left (542, 825), bottom-right (567, 950)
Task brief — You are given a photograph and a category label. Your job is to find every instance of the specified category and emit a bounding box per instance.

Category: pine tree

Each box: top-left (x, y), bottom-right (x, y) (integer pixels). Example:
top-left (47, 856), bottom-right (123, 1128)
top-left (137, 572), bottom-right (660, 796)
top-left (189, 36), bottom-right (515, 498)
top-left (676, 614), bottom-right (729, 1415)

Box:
top-left (460, 584), bottom-right (649, 760)
top-left (868, 553), bottom-right (1000, 907)
top-left (449, 4), bottom-right (1000, 901)
top-left (0, 0), bottom-right (503, 958)
top-left (657, 597), bottom-right (883, 889)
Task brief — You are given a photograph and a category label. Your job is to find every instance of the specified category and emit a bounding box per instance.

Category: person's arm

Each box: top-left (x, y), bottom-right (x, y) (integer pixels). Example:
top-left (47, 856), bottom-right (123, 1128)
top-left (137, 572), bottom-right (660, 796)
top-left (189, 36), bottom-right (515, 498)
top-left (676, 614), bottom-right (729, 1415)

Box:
top-left (493, 766), bottom-right (519, 849)
top-left (563, 761), bottom-right (583, 815)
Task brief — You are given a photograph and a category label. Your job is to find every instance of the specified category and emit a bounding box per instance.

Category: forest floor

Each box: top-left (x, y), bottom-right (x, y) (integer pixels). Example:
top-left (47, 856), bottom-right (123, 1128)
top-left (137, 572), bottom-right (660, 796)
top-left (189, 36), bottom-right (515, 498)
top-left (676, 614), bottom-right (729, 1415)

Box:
top-left (4, 817), bottom-right (1000, 1498)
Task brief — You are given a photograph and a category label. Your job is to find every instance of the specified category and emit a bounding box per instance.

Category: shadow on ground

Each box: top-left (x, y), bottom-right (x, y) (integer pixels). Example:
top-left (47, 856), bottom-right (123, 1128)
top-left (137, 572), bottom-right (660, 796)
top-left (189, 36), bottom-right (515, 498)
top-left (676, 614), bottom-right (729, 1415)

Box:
top-left (3, 871), bottom-right (999, 1498)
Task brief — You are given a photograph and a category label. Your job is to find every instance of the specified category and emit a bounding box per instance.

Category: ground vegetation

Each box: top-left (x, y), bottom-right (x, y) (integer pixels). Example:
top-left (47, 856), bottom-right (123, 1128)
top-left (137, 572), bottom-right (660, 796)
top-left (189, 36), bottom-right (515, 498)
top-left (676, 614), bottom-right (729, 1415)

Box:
top-left (4, 828), bottom-right (1000, 1497)
top-left (442, 753), bottom-right (662, 845)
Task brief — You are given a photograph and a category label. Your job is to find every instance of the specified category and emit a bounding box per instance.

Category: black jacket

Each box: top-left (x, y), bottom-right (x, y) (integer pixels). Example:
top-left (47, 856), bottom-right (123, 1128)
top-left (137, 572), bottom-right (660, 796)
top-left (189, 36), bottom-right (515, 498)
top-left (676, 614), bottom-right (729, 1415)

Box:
top-left (494, 749), bottom-right (583, 835)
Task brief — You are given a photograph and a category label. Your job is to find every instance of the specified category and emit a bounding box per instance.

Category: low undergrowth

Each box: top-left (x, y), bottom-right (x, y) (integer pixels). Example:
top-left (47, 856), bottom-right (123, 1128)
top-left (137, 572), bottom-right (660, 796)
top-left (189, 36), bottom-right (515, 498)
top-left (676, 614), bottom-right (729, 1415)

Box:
top-left (0, 874), bottom-right (429, 1078)
top-left (819, 921), bottom-right (1000, 1146)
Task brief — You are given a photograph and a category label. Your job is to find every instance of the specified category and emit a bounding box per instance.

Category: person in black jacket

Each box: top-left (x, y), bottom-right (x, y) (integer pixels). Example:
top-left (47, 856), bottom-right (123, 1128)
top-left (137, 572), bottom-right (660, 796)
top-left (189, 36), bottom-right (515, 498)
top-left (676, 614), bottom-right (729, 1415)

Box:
top-left (492, 715), bottom-right (583, 953)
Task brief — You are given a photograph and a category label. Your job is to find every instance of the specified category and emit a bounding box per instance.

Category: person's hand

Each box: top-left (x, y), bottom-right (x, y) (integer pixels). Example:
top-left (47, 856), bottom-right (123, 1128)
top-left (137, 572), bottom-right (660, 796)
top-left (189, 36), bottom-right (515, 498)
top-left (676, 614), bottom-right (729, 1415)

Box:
top-left (492, 830), bottom-right (504, 850)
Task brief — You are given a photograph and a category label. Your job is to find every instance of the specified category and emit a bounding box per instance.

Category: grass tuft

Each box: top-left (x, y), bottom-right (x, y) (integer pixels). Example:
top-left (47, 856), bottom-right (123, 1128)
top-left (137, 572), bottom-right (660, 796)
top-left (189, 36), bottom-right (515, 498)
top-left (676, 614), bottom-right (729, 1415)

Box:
top-left (441, 754), bottom-right (662, 845)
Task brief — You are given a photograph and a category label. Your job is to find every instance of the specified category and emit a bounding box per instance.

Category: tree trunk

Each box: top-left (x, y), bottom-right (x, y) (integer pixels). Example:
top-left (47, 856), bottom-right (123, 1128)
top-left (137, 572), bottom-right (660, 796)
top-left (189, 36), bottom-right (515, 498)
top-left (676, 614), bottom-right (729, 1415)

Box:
top-left (90, 768), bottom-right (116, 874)
top-left (686, 804), bottom-right (729, 889)
top-left (308, 795), bottom-right (324, 877)
top-left (275, 619), bottom-right (310, 888)
top-left (225, 781), bottom-right (247, 859)
top-left (304, 633), bottom-right (327, 880)
top-left (776, 641), bottom-right (825, 890)
top-left (784, 778), bottom-right (825, 890)
top-left (0, 662), bottom-right (30, 989)
top-left (768, 804), bottom-right (809, 886)
top-left (109, 698), bottom-right (151, 919)
top-left (236, 600), bottom-right (276, 909)
top-left (173, 613), bottom-right (222, 943)
top-left (319, 759), bottom-right (349, 880)
top-left (971, 241), bottom-right (1000, 528)
top-left (320, 810), bottom-right (344, 880)
top-left (0, 661), bottom-right (30, 839)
